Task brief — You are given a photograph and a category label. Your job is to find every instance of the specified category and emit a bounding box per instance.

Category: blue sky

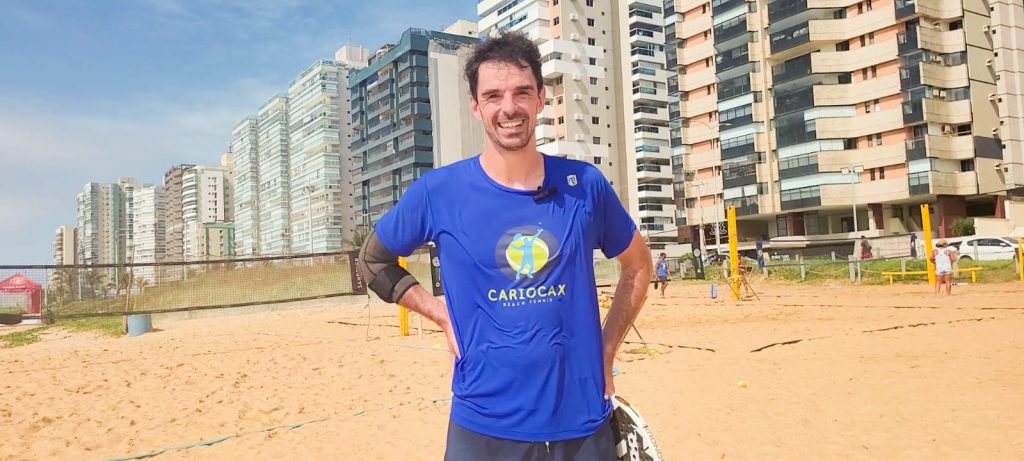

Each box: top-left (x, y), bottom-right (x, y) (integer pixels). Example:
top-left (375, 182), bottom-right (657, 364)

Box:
top-left (0, 0), bottom-right (476, 264)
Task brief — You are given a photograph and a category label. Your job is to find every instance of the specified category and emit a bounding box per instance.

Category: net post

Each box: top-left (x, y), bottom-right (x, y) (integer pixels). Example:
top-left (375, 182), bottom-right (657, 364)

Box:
top-left (921, 204), bottom-right (935, 286)
top-left (727, 206), bottom-right (740, 300)
top-left (1017, 238), bottom-right (1023, 282)
top-left (398, 256), bottom-right (410, 336)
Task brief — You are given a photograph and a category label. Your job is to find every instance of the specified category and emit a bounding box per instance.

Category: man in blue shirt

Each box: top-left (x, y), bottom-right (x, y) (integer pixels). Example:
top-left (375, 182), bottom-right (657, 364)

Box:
top-left (655, 253), bottom-right (669, 298)
top-left (359, 32), bottom-right (653, 460)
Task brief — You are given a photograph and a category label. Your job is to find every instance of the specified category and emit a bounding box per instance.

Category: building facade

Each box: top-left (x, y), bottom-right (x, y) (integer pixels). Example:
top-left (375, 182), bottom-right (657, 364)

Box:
top-left (670, 0), bottom-right (1024, 249)
top-left (163, 165), bottom-right (194, 262)
top-left (53, 225), bottom-right (77, 266)
top-left (256, 95), bottom-right (292, 255)
top-left (182, 161), bottom-right (233, 260)
top-left (131, 185), bottom-right (166, 284)
top-left (232, 117), bottom-right (261, 256)
top-left (76, 182), bottom-right (122, 266)
top-left (287, 47), bottom-right (369, 253)
top-left (349, 28), bottom-right (484, 227)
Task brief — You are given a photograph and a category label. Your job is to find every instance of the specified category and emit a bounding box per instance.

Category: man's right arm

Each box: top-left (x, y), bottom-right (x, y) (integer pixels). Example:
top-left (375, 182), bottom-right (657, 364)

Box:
top-left (359, 232), bottom-right (460, 359)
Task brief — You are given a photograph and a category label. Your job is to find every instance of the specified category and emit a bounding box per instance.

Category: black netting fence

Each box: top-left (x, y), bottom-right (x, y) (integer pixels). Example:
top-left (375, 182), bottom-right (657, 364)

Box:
top-left (0, 251), bottom-right (367, 322)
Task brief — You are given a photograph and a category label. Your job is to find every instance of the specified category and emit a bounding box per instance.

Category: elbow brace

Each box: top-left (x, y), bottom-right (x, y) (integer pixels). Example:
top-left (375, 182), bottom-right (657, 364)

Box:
top-left (358, 231), bottom-right (420, 304)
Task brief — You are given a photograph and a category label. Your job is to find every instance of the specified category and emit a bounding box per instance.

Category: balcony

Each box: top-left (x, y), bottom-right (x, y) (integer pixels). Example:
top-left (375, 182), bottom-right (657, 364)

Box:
top-left (820, 178), bottom-right (910, 206)
top-left (920, 62), bottom-right (969, 88)
top-left (680, 96), bottom-right (718, 117)
top-left (772, 54), bottom-right (813, 87)
top-left (905, 137), bottom-right (927, 161)
top-left (769, 22), bottom-right (814, 60)
top-left (919, 27), bottom-right (966, 54)
top-left (812, 73), bottom-right (901, 106)
top-left (716, 44), bottom-right (751, 73)
top-left (634, 105), bottom-right (670, 122)
top-left (681, 123), bottom-right (719, 144)
top-left (721, 138), bottom-right (756, 160)
top-left (908, 171), bottom-right (930, 195)
top-left (816, 109), bottom-right (904, 140)
top-left (677, 14), bottom-right (712, 38)
top-left (637, 184), bottom-right (675, 201)
top-left (811, 39), bottom-right (898, 74)
top-left (925, 134), bottom-right (974, 160)
top-left (768, 0), bottom-right (809, 23)
top-left (895, 0), bottom-right (964, 20)
top-left (535, 124), bottom-right (558, 141)
top-left (686, 150), bottom-right (723, 170)
top-left (713, 14), bottom-right (748, 44)
top-left (722, 162), bottom-right (757, 189)
top-left (780, 186), bottom-right (822, 211)
top-left (678, 41), bottom-right (715, 65)
top-left (930, 171), bottom-right (978, 195)
top-left (808, 6), bottom-right (896, 42)
top-left (637, 164), bottom-right (675, 182)
top-left (818, 143), bottom-right (908, 171)
top-left (902, 98), bottom-right (924, 124)
top-left (679, 67), bottom-right (716, 92)
top-left (923, 98), bottom-right (972, 125)
top-left (713, 0), bottom-right (747, 16)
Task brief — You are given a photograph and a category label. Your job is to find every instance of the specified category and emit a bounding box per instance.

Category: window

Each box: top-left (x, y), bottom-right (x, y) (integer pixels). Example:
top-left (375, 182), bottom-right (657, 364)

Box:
top-left (871, 65), bottom-right (877, 78)
top-left (870, 168), bottom-right (876, 180)
top-left (594, 157), bottom-right (601, 164)
top-left (588, 38), bottom-right (596, 46)
top-left (558, 116), bottom-right (565, 124)
top-left (860, 36), bottom-right (866, 47)
top-left (589, 57), bottom-right (597, 65)
top-left (554, 17), bottom-right (560, 25)
top-left (590, 97), bottom-right (599, 104)
top-left (864, 101), bottom-right (872, 113)
top-left (592, 116), bottom-right (600, 124)
top-left (879, 166), bottom-right (885, 179)
top-left (862, 69), bottom-right (868, 80)
top-left (593, 137), bottom-right (601, 144)
top-left (868, 32), bottom-right (875, 44)
top-left (587, 18), bottom-right (595, 27)
top-left (586, 0), bottom-right (593, 5)
top-left (867, 0), bottom-right (873, 10)
top-left (776, 215), bottom-right (789, 237)
top-left (874, 99), bottom-right (880, 112)
top-left (875, 133), bottom-right (883, 146)
top-left (590, 77), bottom-right (598, 85)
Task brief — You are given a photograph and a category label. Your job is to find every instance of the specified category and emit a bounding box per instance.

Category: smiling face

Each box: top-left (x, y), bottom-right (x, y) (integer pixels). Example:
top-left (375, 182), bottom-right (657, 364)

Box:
top-left (470, 60), bottom-right (545, 154)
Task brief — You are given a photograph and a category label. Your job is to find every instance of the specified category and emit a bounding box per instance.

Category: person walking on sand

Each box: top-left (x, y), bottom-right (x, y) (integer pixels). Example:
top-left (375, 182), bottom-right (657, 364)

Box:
top-left (655, 253), bottom-right (669, 297)
top-left (358, 32), bottom-right (652, 461)
top-left (931, 239), bottom-right (957, 295)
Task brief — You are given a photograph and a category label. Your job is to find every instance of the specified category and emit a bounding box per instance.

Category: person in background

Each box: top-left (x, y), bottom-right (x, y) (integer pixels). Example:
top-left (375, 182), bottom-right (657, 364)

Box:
top-left (655, 253), bottom-right (669, 297)
top-left (931, 239), bottom-right (957, 296)
top-left (860, 236), bottom-right (874, 260)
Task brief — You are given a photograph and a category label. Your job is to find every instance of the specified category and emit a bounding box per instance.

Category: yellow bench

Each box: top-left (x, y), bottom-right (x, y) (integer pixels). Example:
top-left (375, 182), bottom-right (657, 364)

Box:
top-left (881, 267), bottom-right (983, 285)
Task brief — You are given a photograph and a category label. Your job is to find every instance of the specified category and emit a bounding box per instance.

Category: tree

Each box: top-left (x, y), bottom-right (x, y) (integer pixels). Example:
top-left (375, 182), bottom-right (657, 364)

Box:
top-left (347, 228), bottom-right (371, 251)
top-left (952, 218), bottom-right (975, 237)
top-left (83, 270), bottom-right (105, 300)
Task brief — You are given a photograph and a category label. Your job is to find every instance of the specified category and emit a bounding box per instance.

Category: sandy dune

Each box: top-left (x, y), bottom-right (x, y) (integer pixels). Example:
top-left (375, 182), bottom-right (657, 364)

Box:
top-left (2, 281), bottom-right (1023, 460)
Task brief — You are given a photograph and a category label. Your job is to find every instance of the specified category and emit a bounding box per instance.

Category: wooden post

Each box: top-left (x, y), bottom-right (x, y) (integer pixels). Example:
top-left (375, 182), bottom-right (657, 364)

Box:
top-left (921, 204), bottom-right (936, 286)
top-left (800, 256), bottom-right (806, 281)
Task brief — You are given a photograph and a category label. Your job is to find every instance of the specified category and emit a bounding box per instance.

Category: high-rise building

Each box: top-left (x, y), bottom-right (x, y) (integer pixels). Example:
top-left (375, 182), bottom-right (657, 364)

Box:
top-left (256, 95), bottom-right (292, 255)
top-left (53, 225), bottom-right (77, 266)
top-left (232, 118), bottom-right (260, 256)
top-left (182, 160), bottom-right (233, 260)
top-left (612, 0), bottom-right (681, 252)
top-left (670, 0), bottom-right (1024, 248)
top-left (76, 182), bottom-right (122, 266)
top-left (478, 0), bottom-right (625, 188)
top-left (131, 185), bottom-right (166, 284)
top-left (287, 46), bottom-right (369, 253)
top-left (349, 27), bottom-right (484, 227)
top-left (163, 165), bottom-right (195, 262)
top-left (119, 177), bottom-right (140, 263)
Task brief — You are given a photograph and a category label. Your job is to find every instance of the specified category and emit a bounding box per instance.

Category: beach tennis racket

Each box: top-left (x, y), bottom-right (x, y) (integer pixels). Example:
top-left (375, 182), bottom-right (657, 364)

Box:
top-left (610, 394), bottom-right (663, 461)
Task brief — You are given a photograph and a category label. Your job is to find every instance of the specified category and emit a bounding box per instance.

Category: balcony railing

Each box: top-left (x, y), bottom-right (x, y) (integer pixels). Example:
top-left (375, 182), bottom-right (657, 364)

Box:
top-left (770, 23), bottom-right (811, 55)
top-left (713, 15), bottom-right (747, 43)
top-left (780, 186), bottom-right (822, 210)
top-left (897, 30), bottom-right (919, 55)
top-left (712, 0), bottom-right (747, 15)
top-left (902, 98), bottom-right (924, 124)
top-left (909, 171), bottom-right (930, 195)
top-left (772, 54), bottom-right (813, 86)
top-left (768, 0), bottom-right (809, 23)
top-left (724, 196), bottom-right (759, 217)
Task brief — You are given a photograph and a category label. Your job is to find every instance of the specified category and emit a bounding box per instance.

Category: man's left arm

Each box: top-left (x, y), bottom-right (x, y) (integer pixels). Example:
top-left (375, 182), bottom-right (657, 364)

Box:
top-left (601, 230), bottom-right (653, 399)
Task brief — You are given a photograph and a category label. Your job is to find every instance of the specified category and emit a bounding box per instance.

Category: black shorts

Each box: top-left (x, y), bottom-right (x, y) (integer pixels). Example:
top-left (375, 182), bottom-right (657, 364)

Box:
top-left (656, 275), bottom-right (668, 282)
top-left (443, 418), bottom-right (616, 461)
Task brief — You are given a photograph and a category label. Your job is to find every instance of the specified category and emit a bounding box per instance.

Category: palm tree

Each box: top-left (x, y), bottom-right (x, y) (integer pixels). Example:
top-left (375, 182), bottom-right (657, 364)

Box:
top-left (83, 270), bottom-right (105, 300)
top-left (347, 228), bottom-right (371, 251)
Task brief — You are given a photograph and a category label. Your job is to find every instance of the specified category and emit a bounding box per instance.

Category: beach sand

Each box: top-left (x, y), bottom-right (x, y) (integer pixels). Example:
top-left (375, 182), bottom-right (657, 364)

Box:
top-left (2, 281), bottom-right (1023, 460)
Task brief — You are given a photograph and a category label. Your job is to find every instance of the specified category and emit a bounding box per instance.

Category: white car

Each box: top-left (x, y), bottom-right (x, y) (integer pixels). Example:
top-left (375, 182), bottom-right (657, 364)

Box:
top-left (951, 237), bottom-right (1021, 263)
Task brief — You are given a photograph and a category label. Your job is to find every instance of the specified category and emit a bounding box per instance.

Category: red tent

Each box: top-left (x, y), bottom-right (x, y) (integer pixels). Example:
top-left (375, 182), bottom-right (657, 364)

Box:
top-left (0, 273), bottom-right (41, 315)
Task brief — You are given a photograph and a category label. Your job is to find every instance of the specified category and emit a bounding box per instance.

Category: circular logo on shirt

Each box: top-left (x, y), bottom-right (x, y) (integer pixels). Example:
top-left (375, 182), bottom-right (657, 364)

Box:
top-left (495, 225), bottom-right (560, 282)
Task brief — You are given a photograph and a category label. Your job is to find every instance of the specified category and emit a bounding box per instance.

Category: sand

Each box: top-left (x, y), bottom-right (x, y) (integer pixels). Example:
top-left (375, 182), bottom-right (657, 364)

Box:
top-left (2, 281), bottom-right (1023, 460)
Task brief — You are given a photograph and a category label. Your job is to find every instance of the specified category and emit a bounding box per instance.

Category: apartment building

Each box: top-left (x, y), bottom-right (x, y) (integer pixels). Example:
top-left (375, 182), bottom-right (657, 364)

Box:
top-left (131, 185), bottom-right (166, 284)
top-left (256, 95), bottom-right (292, 255)
top-left (163, 165), bottom-right (195, 262)
top-left (232, 117), bottom-right (260, 256)
top-left (182, 158), bottom-right (233, 260)
top-left (53, 225), bottom-right (77, 266)
top-left (76, 182), bottom-right (123, 266)
top-left (478, 0), bottom-right (632, 204)
top-left (287, 46), bottom-right (368, 253)
top-left (671, 0), bottom-right (1024, 249)
top-left (349, 27), bottom-right (484, 225)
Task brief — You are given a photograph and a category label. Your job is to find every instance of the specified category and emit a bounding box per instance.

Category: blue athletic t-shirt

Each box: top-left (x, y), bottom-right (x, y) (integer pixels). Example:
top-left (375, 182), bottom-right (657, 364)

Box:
top-left (374, 154), bottom-right (636, 442)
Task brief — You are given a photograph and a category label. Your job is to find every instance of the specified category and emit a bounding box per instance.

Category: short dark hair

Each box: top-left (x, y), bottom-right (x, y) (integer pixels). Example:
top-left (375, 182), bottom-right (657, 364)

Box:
top-left (660, 253), bottom-right (667, 257)
top-left (464, 32), bottom-right (543, 100)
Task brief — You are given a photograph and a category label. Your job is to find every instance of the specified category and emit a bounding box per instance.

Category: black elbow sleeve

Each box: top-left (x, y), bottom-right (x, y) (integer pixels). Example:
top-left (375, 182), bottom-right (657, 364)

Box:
top-left (358, 231), bottom-right (420, 303)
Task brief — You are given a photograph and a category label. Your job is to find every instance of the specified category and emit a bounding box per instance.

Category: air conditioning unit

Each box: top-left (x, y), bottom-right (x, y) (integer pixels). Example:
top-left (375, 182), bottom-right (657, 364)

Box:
top-left (569, 33), bottom-right (580, 41)
top-left (989, 93), bottom-right (997, 101)
top-left (569, 13), bottom-right (580, 21)
top-left (992, 127), bottom-right (1000, 136)
top-left (572, 93), bottom-right (583, 101)
top-left (929, 55), bottom-right (943, 63)
top-left (573, 113), bottom-right (585, 121)
top-left (574, 134), bottom-right (586, 141)
top-left (931, 88), bottom-right (942, 98)
top-left (942, 124), bottom-right (954, 134)
top-left (986, 59), bottom-right (994, 66)
top-left (939, 90), bottom-right (947, 99)
top-left (983, 25), bottom-right (990, 33)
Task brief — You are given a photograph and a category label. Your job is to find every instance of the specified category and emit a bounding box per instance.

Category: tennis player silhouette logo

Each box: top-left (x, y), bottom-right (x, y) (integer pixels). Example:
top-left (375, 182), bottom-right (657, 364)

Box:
top-left (505, 228), bottom-right (550, 281)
